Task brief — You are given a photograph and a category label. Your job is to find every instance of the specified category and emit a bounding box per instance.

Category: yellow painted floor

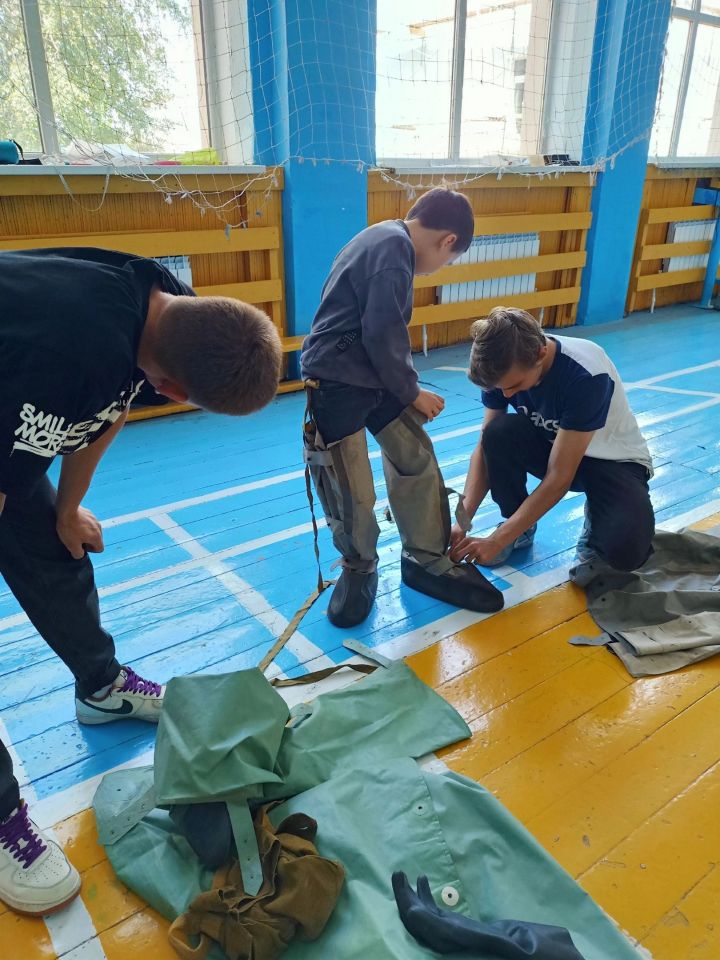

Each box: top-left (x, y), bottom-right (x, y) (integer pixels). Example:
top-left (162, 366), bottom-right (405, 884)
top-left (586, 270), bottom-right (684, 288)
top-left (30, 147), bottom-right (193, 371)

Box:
top-left (4, 512), bottom-right (720, 960)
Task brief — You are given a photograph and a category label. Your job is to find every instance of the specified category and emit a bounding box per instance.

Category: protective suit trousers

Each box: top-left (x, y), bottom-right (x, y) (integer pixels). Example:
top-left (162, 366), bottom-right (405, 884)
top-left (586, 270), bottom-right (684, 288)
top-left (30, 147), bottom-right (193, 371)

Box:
top-left (304, 381), bottom-right (451, 574)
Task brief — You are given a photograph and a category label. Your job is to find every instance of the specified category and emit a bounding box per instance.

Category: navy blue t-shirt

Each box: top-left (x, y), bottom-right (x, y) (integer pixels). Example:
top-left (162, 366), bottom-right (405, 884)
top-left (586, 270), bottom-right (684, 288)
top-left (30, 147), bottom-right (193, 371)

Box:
top-left (480, 335), bottom-right (652, 471)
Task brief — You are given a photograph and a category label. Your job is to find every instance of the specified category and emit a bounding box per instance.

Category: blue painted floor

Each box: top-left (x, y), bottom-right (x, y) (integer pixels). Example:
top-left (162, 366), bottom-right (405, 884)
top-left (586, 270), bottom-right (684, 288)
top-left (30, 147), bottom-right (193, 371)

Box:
top-left (3, 304), bottom-right (720, 803)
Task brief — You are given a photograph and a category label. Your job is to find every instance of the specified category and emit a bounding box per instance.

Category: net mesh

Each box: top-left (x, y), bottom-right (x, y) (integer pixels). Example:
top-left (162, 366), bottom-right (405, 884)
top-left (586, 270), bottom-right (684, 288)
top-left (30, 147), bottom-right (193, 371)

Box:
top-left (0, 1), bottom-right (712, 220)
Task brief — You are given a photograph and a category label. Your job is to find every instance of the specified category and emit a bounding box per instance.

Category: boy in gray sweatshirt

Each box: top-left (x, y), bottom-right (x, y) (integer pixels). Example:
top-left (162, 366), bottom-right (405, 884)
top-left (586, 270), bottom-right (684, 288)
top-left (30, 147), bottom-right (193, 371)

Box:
top-left (301, 188), bottom-right (503, 627)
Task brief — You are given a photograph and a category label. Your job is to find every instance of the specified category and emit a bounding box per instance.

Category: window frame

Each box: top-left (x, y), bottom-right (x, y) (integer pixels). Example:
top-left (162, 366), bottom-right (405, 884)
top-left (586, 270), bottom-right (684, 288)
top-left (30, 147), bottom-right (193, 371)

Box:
top-left (15, 0), bottom-right (217, 160)
top-left (652, 1), bottom-right (720, 161)
top-left (376, 0), bottom-right (589, 167)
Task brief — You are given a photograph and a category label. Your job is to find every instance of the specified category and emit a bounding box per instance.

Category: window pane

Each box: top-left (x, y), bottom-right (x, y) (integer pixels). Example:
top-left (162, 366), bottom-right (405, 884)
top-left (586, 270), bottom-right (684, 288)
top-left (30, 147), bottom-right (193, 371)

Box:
top-left (376, 0), bottom-right (455, 160)
top-left (651, 16), bottom-right (689, 157)
top-left (677, 22), bottom-right (720, 155)
top-left (700, 1), bottom-right (720, 14)
top-left (39, 0), bottom-right (204, 156)
top-left (0, 1), bottom-right (42, 152)
top-left (460, 0), bottom-right (535, 159)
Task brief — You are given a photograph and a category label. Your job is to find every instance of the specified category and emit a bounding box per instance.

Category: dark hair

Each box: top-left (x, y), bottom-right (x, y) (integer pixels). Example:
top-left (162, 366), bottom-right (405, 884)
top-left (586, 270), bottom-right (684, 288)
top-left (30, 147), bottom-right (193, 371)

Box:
top-left (468, 307), bottom-right (546, 389)
top-left (406, 187), bottom-right (474, 253)
top-left (155, 296), bottom-right (282, 415)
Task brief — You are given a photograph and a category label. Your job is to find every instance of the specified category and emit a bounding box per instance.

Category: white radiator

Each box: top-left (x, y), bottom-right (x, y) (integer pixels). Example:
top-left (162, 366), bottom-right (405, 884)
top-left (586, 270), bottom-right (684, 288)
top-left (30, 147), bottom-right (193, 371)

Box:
top-left (439, 232), bottom-right (539, 304)
top-left (154, 254), bottom-right (193, 287)
top-left (664, 220), bottom-right (715, 273)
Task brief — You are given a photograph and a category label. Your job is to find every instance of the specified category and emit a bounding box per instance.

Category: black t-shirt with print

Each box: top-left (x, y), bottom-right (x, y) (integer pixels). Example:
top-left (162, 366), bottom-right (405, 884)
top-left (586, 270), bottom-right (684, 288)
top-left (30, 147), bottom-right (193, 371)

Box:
top-left (0, 247), bottom-right (194, 498)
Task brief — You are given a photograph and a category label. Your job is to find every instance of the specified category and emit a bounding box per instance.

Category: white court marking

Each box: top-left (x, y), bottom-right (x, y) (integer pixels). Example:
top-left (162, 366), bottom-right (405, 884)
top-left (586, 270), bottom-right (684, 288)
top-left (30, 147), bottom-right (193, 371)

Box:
top-left (152, 513), bottom-right (333, 673)
top-left (103, 420), bottom-right (486, 529)
top-left (0, 375), bottom-right (718, 636)
top-left (25, 486), bottom-right (720, 830)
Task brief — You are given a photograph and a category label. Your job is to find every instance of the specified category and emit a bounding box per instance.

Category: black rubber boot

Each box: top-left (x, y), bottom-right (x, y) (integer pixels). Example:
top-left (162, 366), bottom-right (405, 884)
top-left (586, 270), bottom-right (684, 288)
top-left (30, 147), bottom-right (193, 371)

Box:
top-left (170, 802), bottom-right (232, 869)
top-left (401, 554), bottom-right (504, 613)
top-left (392, 872), bottom-right (586, 959)
top-left (327, 568), bottom-right (379, 627)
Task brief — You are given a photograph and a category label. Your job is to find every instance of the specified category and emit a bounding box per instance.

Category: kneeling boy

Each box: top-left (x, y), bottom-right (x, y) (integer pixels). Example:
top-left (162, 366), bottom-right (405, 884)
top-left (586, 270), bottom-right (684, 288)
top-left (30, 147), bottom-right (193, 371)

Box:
top-left (451, 307), bottom-right (655, 573)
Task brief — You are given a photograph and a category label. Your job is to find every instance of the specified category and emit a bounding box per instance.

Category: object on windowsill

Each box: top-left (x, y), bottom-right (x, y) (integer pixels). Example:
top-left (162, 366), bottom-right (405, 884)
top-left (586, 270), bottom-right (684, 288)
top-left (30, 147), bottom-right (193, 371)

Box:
top-left (0, 139), bottom-right (42, 165)
top-left (543, 154), bottom-right (580, 166)
top-left (172, 147), bottom-right (221, 165)
top-left (49, 140), bottom-right (151, 166)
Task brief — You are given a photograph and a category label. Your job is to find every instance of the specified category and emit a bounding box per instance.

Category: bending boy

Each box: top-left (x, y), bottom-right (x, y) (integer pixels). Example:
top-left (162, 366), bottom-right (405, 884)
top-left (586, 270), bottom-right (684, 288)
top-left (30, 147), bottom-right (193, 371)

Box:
top-left (0, 247), bottom-right (281, 915)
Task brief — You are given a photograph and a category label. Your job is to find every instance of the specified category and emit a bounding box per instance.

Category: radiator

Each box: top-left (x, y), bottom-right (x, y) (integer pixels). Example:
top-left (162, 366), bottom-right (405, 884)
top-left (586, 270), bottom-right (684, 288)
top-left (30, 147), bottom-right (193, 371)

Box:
top-left (154, 254), bottom-right (193, 287)
top-left (664, 220), bottom-right (715, 273)
top-left (439, 232), bottom-right (539, 304)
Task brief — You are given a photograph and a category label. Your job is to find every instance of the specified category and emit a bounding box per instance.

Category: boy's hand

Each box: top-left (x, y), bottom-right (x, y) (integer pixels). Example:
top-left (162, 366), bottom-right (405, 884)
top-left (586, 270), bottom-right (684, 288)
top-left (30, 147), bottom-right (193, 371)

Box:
top-left (56, 506), bottom-right (105, 560)
top-left (451, 534), bottom-right (501, 566)
top-left (413, 389), bottom-right (445, 421)
top-left (449, 522), bottom-right (465, 548)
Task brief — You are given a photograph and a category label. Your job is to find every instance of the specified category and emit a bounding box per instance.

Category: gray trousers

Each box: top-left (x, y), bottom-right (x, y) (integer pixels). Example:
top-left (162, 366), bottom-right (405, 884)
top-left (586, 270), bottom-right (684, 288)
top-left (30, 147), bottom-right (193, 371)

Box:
top-left (304, 381), bottom-right (453, 574)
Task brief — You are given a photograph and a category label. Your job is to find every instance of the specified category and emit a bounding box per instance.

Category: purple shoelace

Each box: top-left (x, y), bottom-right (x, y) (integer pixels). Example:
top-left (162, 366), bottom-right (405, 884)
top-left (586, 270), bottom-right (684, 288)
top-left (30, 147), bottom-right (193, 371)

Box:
top-left (119, 666), bottom-right (162, 697)
top-left (0, 804), bottom-right (47, 869)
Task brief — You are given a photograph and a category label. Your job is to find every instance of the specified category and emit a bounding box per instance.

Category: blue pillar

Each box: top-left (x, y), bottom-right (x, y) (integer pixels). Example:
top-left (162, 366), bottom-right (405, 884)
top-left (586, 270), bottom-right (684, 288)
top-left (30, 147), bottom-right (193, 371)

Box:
top-left (577, 0), bottom-right (672, 324)
top-left (248, 0), bottom-right (288, 166)
top-left (249, 0), bottom-right (376, 340)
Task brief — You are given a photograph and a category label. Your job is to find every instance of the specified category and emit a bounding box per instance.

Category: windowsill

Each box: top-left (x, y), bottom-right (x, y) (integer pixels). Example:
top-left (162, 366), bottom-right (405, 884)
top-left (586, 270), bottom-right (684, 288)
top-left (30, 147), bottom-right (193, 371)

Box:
top-left (375, 160), bottom-right (596, 176)
top-left (651, 157), bottom-right (720, 169)
top-left (0, 163), bottom-right (269, 176)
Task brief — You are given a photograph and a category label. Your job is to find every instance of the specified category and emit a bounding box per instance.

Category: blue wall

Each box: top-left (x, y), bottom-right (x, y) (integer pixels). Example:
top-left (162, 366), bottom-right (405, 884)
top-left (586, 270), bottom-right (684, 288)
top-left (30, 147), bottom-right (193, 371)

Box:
top-left (249, 0), bottom-right (376, 339)
top-left (578, 0), bottom-right (673, 324)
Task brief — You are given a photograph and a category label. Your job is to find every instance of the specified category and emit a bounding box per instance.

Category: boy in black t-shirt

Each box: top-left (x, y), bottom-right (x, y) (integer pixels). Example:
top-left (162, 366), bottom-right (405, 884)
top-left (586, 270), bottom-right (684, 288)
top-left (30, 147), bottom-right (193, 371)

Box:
top-left (0, 247), bottom-right (281, 916)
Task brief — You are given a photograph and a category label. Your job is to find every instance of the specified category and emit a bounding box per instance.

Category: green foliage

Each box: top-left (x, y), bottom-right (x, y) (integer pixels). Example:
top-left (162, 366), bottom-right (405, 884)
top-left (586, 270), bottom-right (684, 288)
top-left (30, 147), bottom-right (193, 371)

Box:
top-left (0, 0), bottom-right (190, 153)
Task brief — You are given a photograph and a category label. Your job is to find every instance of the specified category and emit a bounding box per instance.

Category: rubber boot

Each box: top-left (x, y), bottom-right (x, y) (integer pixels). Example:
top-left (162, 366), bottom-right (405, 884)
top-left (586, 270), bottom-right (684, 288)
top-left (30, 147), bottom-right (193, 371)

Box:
top-left (401, 554), bottom-right (503, 613)
top-left (327, 569), bottom-right (379, 628)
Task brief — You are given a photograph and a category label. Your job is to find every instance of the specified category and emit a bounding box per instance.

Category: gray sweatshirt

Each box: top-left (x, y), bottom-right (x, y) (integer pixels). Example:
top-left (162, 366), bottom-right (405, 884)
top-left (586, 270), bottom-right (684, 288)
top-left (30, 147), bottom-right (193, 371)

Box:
top-left (300, 220), bottom-right (420, 406)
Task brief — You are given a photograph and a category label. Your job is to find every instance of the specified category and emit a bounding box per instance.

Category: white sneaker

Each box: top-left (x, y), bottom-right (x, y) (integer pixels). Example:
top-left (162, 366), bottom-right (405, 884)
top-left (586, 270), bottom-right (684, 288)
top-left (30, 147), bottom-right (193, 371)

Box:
top-left (0, 801), bottom-right (81, 915)
top-left (75, 666), bottom-right (165, 725)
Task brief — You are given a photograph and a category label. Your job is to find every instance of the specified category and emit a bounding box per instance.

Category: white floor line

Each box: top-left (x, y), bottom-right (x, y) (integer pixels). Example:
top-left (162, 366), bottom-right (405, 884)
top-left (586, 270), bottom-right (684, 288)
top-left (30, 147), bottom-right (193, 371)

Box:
top-left (0, 388), bottom-right (716, 636)
top-left (637, 385), bottom-right (720, 399)
top-left (103, 420), bottom-right (485, 529)
top-left (152, 513), bottom-right (334, 672)
top-left (0, 466), bottom-right (479, 635)
top-left (32, 748), bottom-right (155, 833)
top-left (626, 359), bottom-right (720, 389)
top-left (0, 717), bottom-right (107, 959)
top-left (22, 499), bottom-right (720, 832)
top-left (438, 359), bottom-right (720, 388)
top-left (640, 397), bottom-right (720, 427)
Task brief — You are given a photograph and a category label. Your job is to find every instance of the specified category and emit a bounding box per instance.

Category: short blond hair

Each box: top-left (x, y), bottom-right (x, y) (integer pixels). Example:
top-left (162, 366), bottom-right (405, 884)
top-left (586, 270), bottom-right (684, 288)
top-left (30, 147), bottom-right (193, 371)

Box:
top-left (468, 307), bottom-right (546, 389)
top-left (155, 296), bottom-right (282, 414)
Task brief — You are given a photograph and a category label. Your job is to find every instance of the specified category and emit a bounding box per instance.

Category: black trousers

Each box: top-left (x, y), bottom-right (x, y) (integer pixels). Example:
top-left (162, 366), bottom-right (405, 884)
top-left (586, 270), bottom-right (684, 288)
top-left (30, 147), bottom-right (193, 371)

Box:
top-left (309, 380), bottom-right (406, 442)
top-left (481, 413), bottom-right (655, 572)
top-left (0, 476), bottom-right (120, 819)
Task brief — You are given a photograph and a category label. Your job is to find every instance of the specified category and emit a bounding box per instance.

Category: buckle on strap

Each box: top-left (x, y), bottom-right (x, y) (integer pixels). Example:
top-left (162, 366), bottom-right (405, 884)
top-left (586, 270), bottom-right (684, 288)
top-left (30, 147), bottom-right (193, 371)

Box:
top-left (303, 448), bottom-right (332, 466)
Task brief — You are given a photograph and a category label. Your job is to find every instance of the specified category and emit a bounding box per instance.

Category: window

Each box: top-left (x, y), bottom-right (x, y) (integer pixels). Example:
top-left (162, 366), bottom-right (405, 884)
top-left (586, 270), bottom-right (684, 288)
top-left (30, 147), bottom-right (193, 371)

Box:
top-left (652, 0), bottom-right (720, 159)
top-left (375, 0), bottom-right (598, 164)
top-left (0, 0), bottom-right (254, 163)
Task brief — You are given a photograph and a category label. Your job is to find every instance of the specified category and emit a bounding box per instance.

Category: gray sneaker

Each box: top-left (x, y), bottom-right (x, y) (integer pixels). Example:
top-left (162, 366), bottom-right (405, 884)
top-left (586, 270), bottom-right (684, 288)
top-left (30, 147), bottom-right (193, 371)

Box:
top-left (575, 503), bottom-right (599, 565)
top-left (483, 522), bottom-right (537, 568)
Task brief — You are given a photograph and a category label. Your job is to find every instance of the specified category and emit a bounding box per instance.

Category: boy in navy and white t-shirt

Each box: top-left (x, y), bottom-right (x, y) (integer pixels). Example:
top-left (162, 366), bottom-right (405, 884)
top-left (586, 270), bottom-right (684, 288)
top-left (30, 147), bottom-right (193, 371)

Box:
top-left (450, 307), bottom-right (654, 571)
